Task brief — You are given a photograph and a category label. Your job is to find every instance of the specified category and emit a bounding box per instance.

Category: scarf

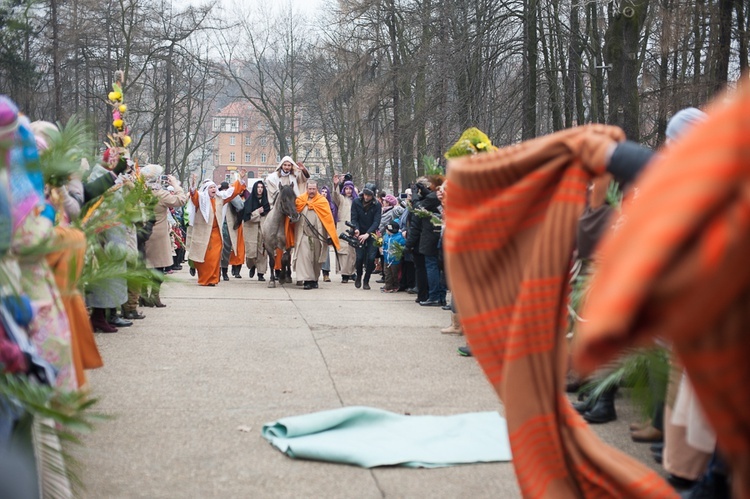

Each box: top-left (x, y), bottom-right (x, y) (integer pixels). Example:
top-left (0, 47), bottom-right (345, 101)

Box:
top-left (445, 124), bottom-right (678, 498)
top-left (575, 83), bottom-right (750, 497)
top-left (244, 180), bottom-right (271, 221)
top-left (341, 180), bottom-right (359, 202)
top-left (197, 180), bottom-right (216, 224)
top-left (320, 187), bottom-right (338, 224)
top-left (295, 193), bottom-right (340, 251)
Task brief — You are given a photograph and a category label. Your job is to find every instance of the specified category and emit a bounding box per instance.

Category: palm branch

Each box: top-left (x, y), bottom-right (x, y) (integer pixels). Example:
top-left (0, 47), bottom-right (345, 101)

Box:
top-left (39, 115), bottom-right (96, 188)
top-left (0, 374), bottom-right (109, 496)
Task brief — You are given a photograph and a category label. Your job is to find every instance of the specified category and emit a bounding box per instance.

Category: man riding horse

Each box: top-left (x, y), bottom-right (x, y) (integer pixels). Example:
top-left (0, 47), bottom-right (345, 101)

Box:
top-left (265, 156), bottom-right (309, 282)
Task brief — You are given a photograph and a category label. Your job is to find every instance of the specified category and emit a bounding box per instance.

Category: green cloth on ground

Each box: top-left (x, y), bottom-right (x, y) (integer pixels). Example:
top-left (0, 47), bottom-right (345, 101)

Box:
top-left (261, 406), bottom-right (512, 468)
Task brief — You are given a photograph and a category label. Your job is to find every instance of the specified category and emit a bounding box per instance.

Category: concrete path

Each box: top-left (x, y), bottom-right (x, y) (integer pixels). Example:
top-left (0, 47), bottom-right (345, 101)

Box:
top-left (78, 266), bottom-right (662, 498)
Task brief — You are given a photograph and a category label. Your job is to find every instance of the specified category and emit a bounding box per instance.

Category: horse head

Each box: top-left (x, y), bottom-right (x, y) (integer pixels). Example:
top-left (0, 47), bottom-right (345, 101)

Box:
top-left (278, 185), bottom-right (300, 223)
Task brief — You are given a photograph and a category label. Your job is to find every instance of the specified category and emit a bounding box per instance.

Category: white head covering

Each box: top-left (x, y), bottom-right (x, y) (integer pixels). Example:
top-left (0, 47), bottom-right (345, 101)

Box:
top-left (275, 155), bottom-right (299, 176)
top-left (197, 180), bottom-right (217, 224)
top-left (666, 107), bottom-right (708, 142)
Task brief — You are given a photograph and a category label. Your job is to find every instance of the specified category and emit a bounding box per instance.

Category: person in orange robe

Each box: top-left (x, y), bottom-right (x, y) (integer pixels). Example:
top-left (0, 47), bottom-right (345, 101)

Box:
top-left (188, 172), bottom-right (246, 286)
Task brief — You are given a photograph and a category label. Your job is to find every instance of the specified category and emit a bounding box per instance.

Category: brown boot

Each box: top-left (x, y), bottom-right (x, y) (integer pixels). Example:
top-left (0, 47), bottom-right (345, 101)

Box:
top-left (441, 313), bottom-right (463, 335)
top-left (90, 307), bottom-right (117, 333)
top-left (630, 426), bottom-right (663, 443)
top-left (151, 285), bottom-right (166, 308)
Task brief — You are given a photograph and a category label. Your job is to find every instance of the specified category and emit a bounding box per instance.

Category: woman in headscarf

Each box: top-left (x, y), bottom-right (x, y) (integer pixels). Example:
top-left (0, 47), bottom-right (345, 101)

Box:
top-left (142, 164), bottom-right (188, 305)
top-left (331, 174), bottom-right (357, 283)
top-left (319, 184), bottom-right (336, 282)
top-left (242, 180), bottom-right (271, 281)
top-left (187, 172), bottom-right (246, 286)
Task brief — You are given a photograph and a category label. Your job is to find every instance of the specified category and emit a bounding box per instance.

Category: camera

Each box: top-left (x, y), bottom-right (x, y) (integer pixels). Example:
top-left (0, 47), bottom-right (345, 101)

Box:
top-left (339, 220), bottom-right (363, 249)
top-left (399, 193), bottom-right (408, 199)
top-left (160, 174), bottom-right (170, 186)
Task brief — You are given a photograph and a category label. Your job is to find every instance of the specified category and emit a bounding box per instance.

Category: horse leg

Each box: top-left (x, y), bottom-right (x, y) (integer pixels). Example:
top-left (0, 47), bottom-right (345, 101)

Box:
top-left (267, 250), bottom-right (276, 288)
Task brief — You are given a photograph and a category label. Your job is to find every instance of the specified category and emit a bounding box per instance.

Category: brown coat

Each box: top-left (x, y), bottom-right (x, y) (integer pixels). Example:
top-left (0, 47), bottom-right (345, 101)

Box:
top-left (145, 187), bottom-right (188, 268)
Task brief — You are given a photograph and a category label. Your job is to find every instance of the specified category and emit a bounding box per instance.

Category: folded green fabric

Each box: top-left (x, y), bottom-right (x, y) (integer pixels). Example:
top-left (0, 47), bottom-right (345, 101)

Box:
top-left (261, 406), bottom-right (512, 468)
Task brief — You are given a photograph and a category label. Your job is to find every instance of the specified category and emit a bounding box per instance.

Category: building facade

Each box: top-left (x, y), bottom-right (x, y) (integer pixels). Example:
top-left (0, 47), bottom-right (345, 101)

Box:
top-left (211, 101), bottom-right (335, 184)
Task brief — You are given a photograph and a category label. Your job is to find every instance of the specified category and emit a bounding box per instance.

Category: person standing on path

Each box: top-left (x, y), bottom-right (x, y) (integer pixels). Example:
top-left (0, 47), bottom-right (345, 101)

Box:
top-left (188, 171), bottom-right (246, 286)
top-left (242, 180), bottom-right (271, 281)
top-left (292, 181), bottom-right (340, 290)
top-left (331, 174), bottom-right (357, 283)
top-left (350, 183), bottom-right (382, 290)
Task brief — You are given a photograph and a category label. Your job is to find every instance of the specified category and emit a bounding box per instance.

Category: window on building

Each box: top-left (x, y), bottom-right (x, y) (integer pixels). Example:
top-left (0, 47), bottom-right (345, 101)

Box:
top-left (315, 148), bottom-right (321, 158)
top-left (261, 153), bottom-right (267, 163)
top-left (229, 152), bottom-right (236, 163)
top-left (260, 137), bottom-right (267, 146)
top-left (225, 174), bottom-right (232, 183)
top-left (245, 136), bottom-right (251, 146)
top-left (315, 165), bottom-right (320, 174)
top-left (245, 152), bottom-right (251, 163)
top-left (212, 118), bottom-right (220, 131)
top-left (276, 154), bottom-right (281, 163)
top-left (229, 136), bottom-right (235, 145)
top-left (243, 119), bottom-right (249, 130)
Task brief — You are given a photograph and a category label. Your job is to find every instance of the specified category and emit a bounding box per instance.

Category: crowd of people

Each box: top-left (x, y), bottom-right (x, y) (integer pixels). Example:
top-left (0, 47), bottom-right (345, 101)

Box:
top-left (3, 73), bottom-right (748, 498)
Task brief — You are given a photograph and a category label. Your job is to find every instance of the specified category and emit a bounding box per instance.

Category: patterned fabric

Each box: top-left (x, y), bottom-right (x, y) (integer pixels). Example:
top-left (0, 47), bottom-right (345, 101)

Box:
top-left (444, 124), bottom-right (677, 498)
top-left (576, 83), bottom-right (750, 497)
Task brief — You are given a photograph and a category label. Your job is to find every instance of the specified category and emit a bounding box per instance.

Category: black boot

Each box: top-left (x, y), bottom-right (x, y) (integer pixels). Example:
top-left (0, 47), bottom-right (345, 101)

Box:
top-left (257, 273), bottom-right (265, 282)
top-left (583, 385), bottom-right (617, 424)
top-left (222, 267), bottom-right (229, 281)
top-left (232, 265), bottom-right (242, 278)
top-left (248, 265), bottom-right (256, 278)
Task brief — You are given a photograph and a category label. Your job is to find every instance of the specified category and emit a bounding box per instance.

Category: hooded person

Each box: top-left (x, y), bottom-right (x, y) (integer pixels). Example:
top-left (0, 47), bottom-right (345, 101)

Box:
top-left (220, 174), bottom-right (249, 280)
top-left (319, 184), bottom-right (335, 282)
top-left (264, 156), bottom-right (309, 276)
top-left (349, 182), bottom-right (382, 290)
top-left (241, 180), bottom-right (271, 281)
top-left (292, 180), bottom-right (341, 289)
top-left (265, 156), bottom-right (309, 205)
top-left (142, 164), bottom-right (188, 306)
top-left (187, 172), bottom-right (246, 286)
top-left (331, 175), bottom-right (358, 282)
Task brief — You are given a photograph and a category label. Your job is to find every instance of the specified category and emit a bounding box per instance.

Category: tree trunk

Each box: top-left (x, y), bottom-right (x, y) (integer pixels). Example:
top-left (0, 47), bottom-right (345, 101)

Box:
top-left (522, 0), bottom-right (538, 139)
top-left (604, 0), bottom-right (649, 141)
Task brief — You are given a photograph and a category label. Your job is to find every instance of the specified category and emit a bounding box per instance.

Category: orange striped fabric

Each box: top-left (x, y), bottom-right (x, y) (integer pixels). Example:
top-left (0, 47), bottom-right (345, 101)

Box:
top-left (445, 124), bottom-right (678, 498)
top-left (576, 83), bottom-right (750, 498)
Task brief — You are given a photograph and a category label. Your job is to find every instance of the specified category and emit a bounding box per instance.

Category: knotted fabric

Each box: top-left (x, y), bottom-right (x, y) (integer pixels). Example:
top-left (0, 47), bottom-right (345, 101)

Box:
top-left (445, 124), bottom-right (677, 498)
top-left (576, 83), bottom-right (750, 498)
top-left (294, 193), bottom-right (341, 251)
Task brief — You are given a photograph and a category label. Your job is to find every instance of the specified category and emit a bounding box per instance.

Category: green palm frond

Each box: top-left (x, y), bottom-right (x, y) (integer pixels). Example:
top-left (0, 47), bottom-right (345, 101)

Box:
top-left (0, 374), bottom-right (109, 496)
top-left (606, 180), bottom-right (623, 208)
top-left (582, 347), bottom-right (670, 418)
top-left (40, 115), bottom-right (96, 188)
top-left (422, 155), bottom-right (444, 176)
top-left (387, 241), bottom-right (404, 262)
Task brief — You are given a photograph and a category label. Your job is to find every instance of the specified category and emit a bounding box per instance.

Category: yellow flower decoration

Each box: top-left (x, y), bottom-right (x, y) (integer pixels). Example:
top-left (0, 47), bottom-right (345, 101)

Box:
top-left (108, 91), bottom-right (123, 102)
top-left (119, 104), bottom-right (127, 113)
top-left (113, 119), bottom-right (124, 129)
top-left (122, 135), bottom-right (132, 147)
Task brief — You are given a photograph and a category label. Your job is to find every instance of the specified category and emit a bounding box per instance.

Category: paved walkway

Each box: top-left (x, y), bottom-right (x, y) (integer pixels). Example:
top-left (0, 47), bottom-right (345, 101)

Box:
top-left (78, 267), bottom-right (660, 498)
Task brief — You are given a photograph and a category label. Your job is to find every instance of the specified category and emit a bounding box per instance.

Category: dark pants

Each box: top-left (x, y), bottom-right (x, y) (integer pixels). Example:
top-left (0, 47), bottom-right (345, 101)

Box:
top-left (413, 252), bottom-right (429, 302)
top-left (355, 238), bottom-right (378, 282)
top-left (384, 262), bottom-right (401, 290)
top-left (221, 219), bottom-right (232, 268)
top-left (425, 254), bottom-right (446, 302)
top-left (400, 260), bottom-right (415, 290)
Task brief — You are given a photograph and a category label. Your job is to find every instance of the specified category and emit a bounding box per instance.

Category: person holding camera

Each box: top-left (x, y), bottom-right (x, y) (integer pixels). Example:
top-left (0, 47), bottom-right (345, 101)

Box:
top-left (332, 174), bottom-right (358, 283)
top-left (350, 182), bottom-right (382, 290)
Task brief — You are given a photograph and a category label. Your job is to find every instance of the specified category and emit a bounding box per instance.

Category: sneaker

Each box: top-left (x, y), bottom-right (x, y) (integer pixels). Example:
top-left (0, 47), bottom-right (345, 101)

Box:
top-left (354, 275), bottom-right (362, 288)
top-left (375, 278), bottom-right (385, 283)
top-left (406, 288), bottom-right (418, 294)
top-left (458, 346), bottom-right (472, 357)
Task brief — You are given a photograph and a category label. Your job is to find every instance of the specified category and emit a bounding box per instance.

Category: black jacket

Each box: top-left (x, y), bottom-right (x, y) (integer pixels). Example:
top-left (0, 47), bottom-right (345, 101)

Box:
top-left (417, 191), bottom-right (441, 256)
top-left (350, 198), bottom-right (382, 235)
